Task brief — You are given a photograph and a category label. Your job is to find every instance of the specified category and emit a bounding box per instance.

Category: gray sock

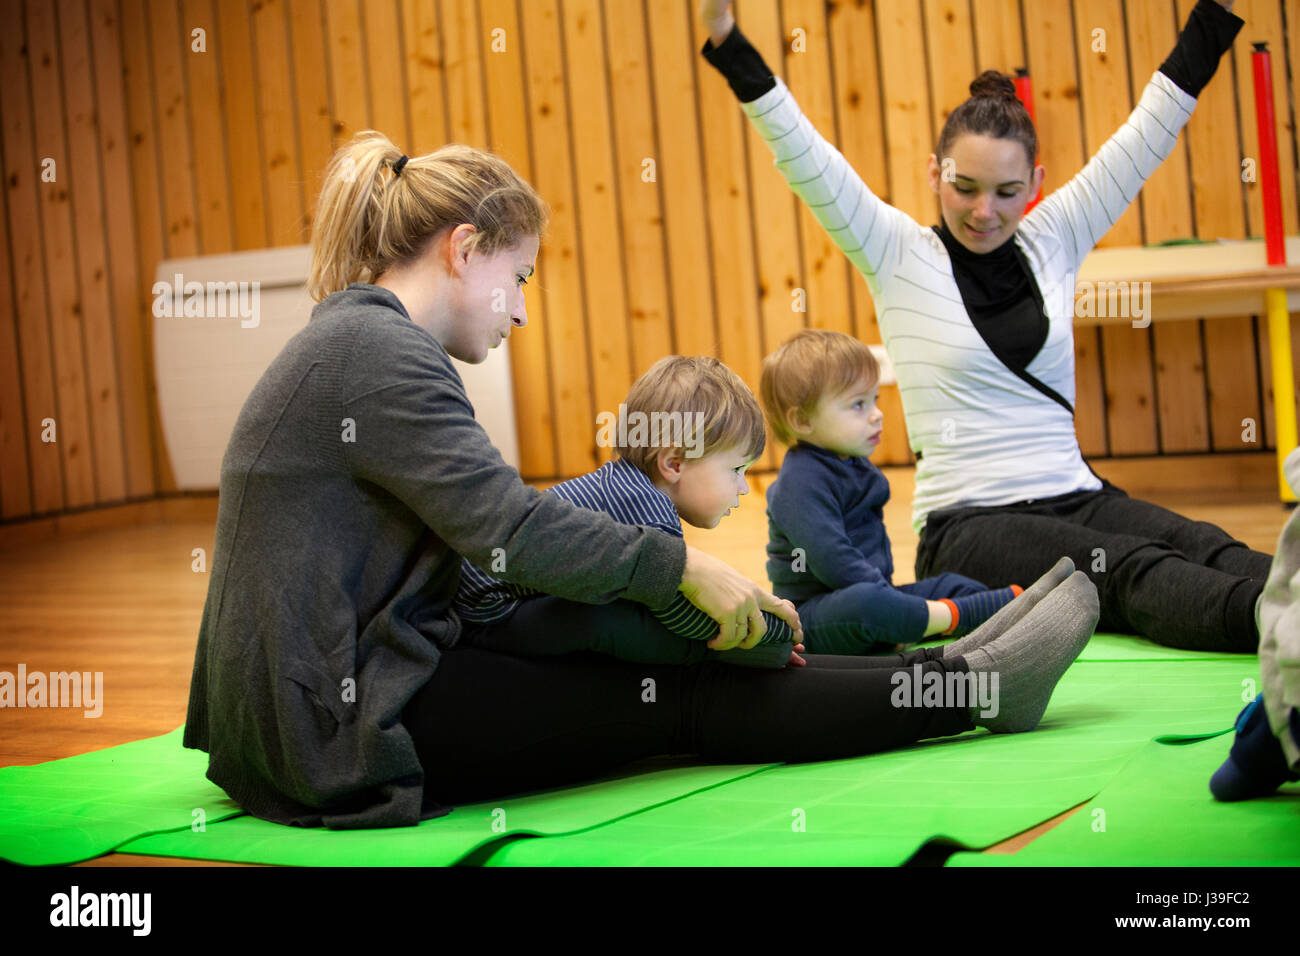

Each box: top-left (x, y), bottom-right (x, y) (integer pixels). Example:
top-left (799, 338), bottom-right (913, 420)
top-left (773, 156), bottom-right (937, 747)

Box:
top-left (942, 556), bottom-right (1075, 660)
top-left (961, 571), bottom-right (1099, 734)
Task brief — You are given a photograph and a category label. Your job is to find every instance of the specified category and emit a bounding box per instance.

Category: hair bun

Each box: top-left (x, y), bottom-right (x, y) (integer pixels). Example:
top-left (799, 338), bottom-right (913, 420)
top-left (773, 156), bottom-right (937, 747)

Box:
top-left (969, 70), bottom-right (1018, 101)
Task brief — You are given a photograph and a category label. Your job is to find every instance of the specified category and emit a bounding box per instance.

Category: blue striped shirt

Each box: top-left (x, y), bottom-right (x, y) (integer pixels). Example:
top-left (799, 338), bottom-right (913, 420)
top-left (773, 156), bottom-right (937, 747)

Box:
top-left (455, 457), bottom-right (793, 646)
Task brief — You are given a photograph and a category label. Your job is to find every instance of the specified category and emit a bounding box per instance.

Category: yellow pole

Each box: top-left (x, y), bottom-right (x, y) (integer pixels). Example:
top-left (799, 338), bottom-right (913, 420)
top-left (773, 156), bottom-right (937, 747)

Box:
top-left (1265, 287), bottom-right (1298, 503)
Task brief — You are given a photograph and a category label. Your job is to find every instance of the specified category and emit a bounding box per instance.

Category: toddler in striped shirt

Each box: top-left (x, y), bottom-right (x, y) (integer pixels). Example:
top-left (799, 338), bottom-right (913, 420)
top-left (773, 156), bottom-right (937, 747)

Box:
top-left (453, 355), bottom-right (798, 668)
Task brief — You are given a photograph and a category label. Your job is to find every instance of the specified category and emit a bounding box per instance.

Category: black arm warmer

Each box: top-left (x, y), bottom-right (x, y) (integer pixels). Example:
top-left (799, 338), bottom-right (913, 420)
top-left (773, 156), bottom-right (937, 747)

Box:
top-left (1158, 0), bottom-right (1244, 98)
top-left (701, 23), bottom-right (777, 103)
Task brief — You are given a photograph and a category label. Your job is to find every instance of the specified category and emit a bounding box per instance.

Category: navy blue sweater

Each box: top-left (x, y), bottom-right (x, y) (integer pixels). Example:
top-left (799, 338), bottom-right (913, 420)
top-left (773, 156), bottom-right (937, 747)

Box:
top-left (766, 442), bottom-right (895, 604)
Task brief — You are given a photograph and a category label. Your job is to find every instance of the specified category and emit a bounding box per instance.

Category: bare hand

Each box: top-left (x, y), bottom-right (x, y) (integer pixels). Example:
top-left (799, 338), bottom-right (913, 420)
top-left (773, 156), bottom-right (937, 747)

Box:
top-left (700, 0), bottom-right (736, 46)
top-left (679, 545), bottom-right (803, 650)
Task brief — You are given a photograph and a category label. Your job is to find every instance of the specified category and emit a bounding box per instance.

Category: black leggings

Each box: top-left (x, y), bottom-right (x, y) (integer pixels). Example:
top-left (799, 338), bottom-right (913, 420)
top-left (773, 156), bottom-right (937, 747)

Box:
top-left (917, 480), bottom-right (1272, 652)
top-left (403, 641), bottom-right (975, 808)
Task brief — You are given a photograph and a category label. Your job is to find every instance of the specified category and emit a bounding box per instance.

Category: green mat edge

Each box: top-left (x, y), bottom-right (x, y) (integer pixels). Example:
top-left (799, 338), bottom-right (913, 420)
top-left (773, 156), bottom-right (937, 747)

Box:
top-left (117, 761), bottom-right (790, 867)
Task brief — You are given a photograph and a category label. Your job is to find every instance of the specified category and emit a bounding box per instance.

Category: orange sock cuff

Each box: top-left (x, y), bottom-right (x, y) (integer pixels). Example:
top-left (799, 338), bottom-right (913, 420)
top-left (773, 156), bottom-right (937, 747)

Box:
top-left (940, 598), bottom-right (960, 635)
top-left (1011, 584), bottom-right (1024, 596)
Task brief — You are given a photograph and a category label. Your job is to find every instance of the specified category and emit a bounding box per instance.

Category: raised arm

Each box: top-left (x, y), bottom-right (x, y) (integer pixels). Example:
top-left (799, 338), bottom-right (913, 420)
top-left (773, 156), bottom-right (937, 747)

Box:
top-left (699, 1), bottom-right (917, 295)
top-left (1025, 0), bottom-right (1243, 271)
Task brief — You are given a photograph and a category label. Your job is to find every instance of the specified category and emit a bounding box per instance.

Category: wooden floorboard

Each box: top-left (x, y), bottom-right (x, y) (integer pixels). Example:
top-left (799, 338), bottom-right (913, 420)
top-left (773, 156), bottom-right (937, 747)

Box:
top-left (1, 461), bottom-right (1289, 866)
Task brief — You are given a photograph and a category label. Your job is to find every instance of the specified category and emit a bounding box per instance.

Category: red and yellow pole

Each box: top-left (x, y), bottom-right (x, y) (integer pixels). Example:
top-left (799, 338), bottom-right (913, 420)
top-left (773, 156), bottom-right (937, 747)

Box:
top-left (1251, 42), bottom-right (1297, 504)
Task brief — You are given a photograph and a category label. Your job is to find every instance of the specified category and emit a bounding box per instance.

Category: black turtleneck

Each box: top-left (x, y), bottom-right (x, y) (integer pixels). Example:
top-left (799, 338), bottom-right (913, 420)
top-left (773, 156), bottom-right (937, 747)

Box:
top-left (932, 220), bottom-right (1047, 370)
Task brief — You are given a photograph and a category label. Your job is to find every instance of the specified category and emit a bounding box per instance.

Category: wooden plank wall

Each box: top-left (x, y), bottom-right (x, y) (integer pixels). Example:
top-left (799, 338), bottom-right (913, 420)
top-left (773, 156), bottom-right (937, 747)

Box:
top-left (1, 0), bottom-right (1297, 522)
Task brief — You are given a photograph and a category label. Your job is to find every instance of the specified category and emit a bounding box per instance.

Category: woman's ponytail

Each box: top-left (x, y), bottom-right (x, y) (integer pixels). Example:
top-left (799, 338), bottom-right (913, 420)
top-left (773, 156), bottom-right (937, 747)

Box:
top-left (307, 133), bottom-right (548, 302)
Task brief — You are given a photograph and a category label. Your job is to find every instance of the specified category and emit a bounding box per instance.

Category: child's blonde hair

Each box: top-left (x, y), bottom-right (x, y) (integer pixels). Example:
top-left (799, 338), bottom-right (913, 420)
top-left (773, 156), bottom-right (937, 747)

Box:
top-left (760, 330), bottom-right (880, 446)
top-left (616, 356), bottom-right (766, 475)
top-left (307, 132), bottom-right (548, 301)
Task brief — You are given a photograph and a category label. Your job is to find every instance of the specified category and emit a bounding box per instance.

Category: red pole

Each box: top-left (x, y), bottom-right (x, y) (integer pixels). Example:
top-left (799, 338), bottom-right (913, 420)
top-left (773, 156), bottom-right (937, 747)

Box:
top-left (1251, 43), bottom-right (1285, 266)
top-left (1015, 68), bottom-right (1042, 213)
top-left (1250, 41), bottom-right (1297, 504)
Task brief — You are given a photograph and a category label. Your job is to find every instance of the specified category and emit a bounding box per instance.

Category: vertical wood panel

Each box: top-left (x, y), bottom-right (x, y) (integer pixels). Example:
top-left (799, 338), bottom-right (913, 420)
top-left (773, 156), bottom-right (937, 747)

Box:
top-left (252, 0), bottom-right (307, 245)
top-left (563, 0), bottom-right (632, 464)
top-left (366, 0), bottom-right (411, 148)
top-left (1024, 0), bottom-right (1107, 456)
top-left (2, 0), bottom-right (1298, 523)
top-left (971, 0), bottom-right (1024, 72)
top-left (521, 0), bottom-right (595, 477)
top-left (324, 0), bottom-right (368, 145)
top-left (604, 0), bottom-right (672, 385)
top-left (89, 0), bottom-right (154, 499)
top-left (1, 8), bottom-right (64, 515)
top-left (147, 0), bottom-right (200, 257)
top-left (480, 0), bottom-right (556, 478)
top-left (1125, 0), bottom-right (1207, 453)
top-left (733, 0), bottom-right (802, 471)
top-left (439, 0), bottom-right (484, 147)
top-left (782, 0), bottom-right (853, 337)
top-left (120, 0), bottom-right (177, 494)
top-left (875, 0), bottom-right (936, 225)
top-left (1175, 0), bottom-right (1259, 452)
top-left (216, 0), bottom-right (269, 249)
top-left (58, 0), bottom-right (129, 501)
top-left (289, 0), bottom-right (336, 233)
top-left (402, 0), bottom-right (448, 155)
top-left (645, 0), bottom-right (716, 357)
top-left (924, 0), bottom-right (977, 132)
top-left (28, 0), bottom-right (97, 507)
top-left (0, 103), bottom-right (34, 517)
top-left (827, 0), bottom-right (910, 464)
top-left (181, 0), bottom-right (235, 254)
top-left (1075, 0), bottom-right (1157, 455)
top-left (696, 4), bottom-right (765, 450)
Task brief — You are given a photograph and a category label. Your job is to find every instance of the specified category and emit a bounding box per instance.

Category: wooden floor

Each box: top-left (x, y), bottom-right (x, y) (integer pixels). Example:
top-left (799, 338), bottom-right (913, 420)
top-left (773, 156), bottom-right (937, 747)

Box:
top-left (0, 461), bottom-right (1289, 866)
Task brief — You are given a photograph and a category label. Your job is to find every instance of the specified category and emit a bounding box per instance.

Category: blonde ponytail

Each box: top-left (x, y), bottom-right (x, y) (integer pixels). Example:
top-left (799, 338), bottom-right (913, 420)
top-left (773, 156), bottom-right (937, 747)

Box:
top-left (307, 132), bottom-right (548, 302)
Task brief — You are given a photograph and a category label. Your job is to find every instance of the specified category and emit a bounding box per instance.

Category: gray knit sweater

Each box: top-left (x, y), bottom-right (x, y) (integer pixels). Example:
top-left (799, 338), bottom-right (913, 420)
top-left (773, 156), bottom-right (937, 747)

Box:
top-left (183, 284), bottom-right (686, 828)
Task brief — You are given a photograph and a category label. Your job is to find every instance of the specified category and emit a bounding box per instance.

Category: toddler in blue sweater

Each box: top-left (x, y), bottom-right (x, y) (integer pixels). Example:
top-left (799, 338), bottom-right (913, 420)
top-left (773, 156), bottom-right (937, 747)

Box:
top-left (761, 329), bottom-right (1020, 654)
top-left (454, 355), bottom-right (798, 668)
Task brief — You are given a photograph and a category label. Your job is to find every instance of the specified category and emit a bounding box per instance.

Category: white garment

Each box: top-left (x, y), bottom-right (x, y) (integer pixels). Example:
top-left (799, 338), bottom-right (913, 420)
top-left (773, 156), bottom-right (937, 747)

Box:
top-left (1260, 447), bottom-right (1300, 770)
top-left (740, 73), bottom-right (1198, 533)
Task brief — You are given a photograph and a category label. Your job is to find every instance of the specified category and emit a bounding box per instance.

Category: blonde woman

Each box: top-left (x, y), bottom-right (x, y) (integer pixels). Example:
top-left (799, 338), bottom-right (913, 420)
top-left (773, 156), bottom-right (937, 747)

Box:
top-left (184, 135), bottom-right (1095, 829)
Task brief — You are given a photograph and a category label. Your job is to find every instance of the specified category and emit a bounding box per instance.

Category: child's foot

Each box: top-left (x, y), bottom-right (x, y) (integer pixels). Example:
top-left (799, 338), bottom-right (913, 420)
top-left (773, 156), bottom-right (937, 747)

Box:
top-left (1210, 696), bottom-right (1300, 801)
top-left (939, 586), bottom-right (1022, 638)
top-left (942, 556), bottom-right (1075, 660)
top-left (960, 571), bottom-right (1098, 733)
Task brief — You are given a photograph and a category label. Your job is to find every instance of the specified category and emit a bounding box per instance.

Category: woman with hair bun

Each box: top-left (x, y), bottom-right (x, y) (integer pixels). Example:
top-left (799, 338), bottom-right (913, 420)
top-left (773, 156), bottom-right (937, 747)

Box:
top-left (700, 0), bottom-right (1271, 654)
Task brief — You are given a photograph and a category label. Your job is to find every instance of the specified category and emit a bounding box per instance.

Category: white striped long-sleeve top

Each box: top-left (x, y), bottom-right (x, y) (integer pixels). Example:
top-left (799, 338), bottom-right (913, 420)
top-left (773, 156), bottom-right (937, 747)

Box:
top-left (741, 72), bottom-right (1198, 533)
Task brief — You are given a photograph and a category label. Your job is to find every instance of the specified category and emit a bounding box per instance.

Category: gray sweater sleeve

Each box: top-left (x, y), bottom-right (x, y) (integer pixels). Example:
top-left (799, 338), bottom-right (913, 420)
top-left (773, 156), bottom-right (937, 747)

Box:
top-left (339, 310), bottom-right (685, 611)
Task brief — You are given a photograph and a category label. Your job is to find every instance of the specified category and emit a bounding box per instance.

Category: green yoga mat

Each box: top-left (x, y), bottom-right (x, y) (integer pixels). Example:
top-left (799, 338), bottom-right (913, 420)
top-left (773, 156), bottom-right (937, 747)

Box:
top-left (1074, 631), bottom-right (1249, 663)
top-left (947, 734), bottom-right (1300, 866)
top-left (0, 728), bottom-right (776, 866)
top-left (921, 631), bottom-right (1248, 663)
top-left (0, 636), bottom-right (1262, 867)
top-left (487, 657), bottom-right (1259, 865)
top-left (121, 759), bottom-right (776, 866)
top-left (0, 728), bottom-right (243, 867)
